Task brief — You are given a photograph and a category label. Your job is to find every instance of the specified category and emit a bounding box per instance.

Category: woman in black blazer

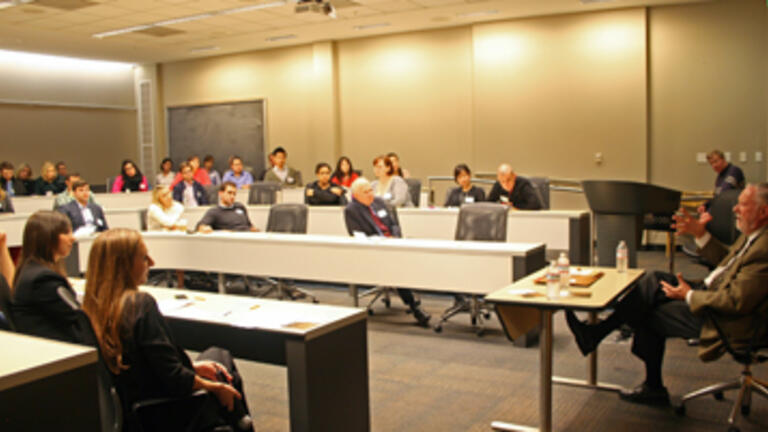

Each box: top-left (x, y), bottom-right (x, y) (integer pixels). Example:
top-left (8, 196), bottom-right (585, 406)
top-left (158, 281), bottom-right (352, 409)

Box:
top-left (11, 210), bottom-right (91, 344)
top-left (444, 163), bottom-right (485, 207)
top-left (83, 229), bottom-right (252, 432)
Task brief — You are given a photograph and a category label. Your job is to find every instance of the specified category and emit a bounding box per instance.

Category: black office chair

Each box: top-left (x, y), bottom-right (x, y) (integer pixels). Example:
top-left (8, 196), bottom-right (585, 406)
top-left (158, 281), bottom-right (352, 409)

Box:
top-left (56, 287), bottom-right (224, 432)
top-left (674, 302), bottom-right (768, 432)
top-left (203, 184), bottom-right (219, 205)
top-left (528, 176), bottom-right (550, 210)
top-left (248, 182), bottom-right (281, 205)
top-left (405, 178), bottom-right (421, 207)
top-left (0, 275), bottom-right (15, 331)
top-left (708, 189), bottom-right (742, 246)
top-left (255, 204), bottom-right (317, 302)
top-left (433, 203), bottom-right (508, 335)
top-left (138, 209), bottom-right (149, 231)
top-left (105, 176), bottom-right (118, 192)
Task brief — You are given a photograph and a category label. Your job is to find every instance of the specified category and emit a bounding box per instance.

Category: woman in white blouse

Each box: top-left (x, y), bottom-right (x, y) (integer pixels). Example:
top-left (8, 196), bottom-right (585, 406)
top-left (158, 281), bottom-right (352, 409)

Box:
top-left (370, 155), bottom-right (413, 208)
top-left (147, 185), bottom-right (185, 231)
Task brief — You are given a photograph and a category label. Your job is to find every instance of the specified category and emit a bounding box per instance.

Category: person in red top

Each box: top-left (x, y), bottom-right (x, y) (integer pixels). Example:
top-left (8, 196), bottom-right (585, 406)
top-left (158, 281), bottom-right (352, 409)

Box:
top-left (331, 156), bottom-right (359, 188)
top-left (170, 155), bottom-right (211, 188)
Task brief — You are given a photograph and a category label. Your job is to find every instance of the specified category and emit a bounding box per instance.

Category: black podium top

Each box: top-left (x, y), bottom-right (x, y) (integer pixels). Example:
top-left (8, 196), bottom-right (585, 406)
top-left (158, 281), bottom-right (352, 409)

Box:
top-left (582, 180), bottom-right (681, 215)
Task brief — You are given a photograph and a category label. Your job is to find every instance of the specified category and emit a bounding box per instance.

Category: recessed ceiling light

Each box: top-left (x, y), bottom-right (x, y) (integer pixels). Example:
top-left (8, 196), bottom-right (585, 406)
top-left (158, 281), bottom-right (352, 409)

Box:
top-left (189, 46), bottom-right (220, 53)
top-left (353, 23), bottom-right (390, 31)
top-left (457, 10), bottom-right (498, 18)
top-left (266, 34), bottom-right (297, 42)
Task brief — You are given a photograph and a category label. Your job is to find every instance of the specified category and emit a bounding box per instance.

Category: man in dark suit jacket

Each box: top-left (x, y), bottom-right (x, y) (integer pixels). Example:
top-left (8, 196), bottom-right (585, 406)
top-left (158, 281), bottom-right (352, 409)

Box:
top-left (566, 183), bottom-right (768, 406)
top-left (344, 177), bottom-right (430, 327)
top-left (173, 162), bottom-right (208, 207)
top-left (0, 161), bottom-right (26, 197)
top-left (57, 180), bottom-right (108, 233)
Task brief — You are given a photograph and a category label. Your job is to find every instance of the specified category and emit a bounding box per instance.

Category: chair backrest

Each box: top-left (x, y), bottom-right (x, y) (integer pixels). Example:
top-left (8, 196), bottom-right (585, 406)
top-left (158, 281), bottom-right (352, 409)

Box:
top-left (138, 209), bottom-right (148, 231)
top-left (248, 182), bottom-right (281, 205)
top-left (528, 176), bottom-right (550, 210)
top-left (405, 178), bottom-right (421, 207)
top-left (203, 184), bottom-right (219, 205)
top-left (266, 203), bottom-right (308, 233)
top-left (0, 275), bottom-right (15, 331)
top-left (455, 203), bottom-right (509, 242)
top-left (105, 176), bottom-right (117, 192)
top-left (707, 188), bottom-right (741, 245)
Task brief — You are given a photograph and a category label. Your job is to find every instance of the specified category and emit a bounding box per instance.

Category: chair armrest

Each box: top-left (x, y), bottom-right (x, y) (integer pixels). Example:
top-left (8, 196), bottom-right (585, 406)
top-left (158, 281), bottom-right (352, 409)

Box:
top-left (132, 390), bottom-right (210, 432)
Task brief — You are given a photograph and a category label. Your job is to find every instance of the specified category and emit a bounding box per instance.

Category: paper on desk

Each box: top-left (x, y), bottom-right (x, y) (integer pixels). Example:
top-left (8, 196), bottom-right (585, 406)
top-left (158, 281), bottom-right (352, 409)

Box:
top-left (508, 288), bottom-right (538, 297)
top-left (158, 299), bottom-right (195, 315)
top-left (570, 268), bottom-right (594, 276)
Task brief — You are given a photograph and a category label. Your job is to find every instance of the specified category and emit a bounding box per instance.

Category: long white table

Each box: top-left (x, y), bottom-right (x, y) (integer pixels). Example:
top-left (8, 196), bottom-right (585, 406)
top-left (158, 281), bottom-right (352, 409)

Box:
top-left (73, 231), bottom-right (546, 297)
top-left (69, 279), bottom-right (370, 432)
top-left (0, 330), bottom-right (101, 430)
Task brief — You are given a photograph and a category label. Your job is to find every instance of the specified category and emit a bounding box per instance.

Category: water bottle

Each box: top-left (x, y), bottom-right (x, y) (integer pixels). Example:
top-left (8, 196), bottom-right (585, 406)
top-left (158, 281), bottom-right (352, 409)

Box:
top-left (557, 252), bottom-right (570, 289)
top-left (546, 260), bottom-right (560, 299)
top-left (616, 240), bottom-right (628, 273)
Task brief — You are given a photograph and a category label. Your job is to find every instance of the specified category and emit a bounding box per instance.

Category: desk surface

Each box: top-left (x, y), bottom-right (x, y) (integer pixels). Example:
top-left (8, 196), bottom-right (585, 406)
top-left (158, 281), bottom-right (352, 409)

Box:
top-left (0, 330), bottom-right (97, 392)
top-left (486, 267), bottom-right (645, 310)
top-left (70, 279), bottom-right (365, 341)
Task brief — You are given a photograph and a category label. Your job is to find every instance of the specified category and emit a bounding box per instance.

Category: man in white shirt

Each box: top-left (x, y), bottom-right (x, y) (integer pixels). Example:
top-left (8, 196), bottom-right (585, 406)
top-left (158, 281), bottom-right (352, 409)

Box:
top-left (57, 180), bottom-right (108, 235)
top-left (565, 183), bottom-right (768, 406)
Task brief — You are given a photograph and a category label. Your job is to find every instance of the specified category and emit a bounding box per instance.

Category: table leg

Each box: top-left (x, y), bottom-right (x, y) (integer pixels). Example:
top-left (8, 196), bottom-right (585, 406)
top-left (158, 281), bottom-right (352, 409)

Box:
top-left (491, 309), bottom-right (553, 432)
top-left (285, 319), bottom-right (370, 432)
top-left (217, 273), bottom-right (225, 294)
top-left (350, 284), bottom-right (359, 307)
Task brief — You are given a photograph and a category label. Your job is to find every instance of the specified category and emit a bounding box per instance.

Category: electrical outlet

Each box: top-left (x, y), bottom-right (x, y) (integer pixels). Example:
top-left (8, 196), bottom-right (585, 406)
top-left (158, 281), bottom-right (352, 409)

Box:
top-left (756, 152), bottom-right (764, 163)
top-left (725, 152), bottom-right (732, 162)
top-left (696, 152), bottom-right (707, 163)
top-left (739, 152), bottom-right (748, 162)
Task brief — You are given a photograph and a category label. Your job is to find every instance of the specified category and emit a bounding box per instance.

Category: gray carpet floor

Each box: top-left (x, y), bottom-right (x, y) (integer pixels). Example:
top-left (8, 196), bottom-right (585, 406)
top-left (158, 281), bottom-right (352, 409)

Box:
top-left (198, 250), bottom-right (768, 431)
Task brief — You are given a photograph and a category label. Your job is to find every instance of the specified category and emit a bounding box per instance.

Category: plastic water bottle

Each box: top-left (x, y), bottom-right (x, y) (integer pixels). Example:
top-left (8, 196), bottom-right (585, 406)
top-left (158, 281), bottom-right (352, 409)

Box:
top-left (546, 260), bottom-right (560, 299)
top-left (616, 240), bottom-right (628, 273)
top-left (557, 252), bottom-right (570, 289)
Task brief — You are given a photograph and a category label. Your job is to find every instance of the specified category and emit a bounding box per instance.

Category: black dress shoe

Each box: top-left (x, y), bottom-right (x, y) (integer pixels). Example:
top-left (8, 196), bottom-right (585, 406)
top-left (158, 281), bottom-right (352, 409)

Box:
top-left (565, 310), bottom-right (597, 356)
top-left (619, 383), bottom-right (670, 406)
top-left (412, 307), bottom-right (431, 327)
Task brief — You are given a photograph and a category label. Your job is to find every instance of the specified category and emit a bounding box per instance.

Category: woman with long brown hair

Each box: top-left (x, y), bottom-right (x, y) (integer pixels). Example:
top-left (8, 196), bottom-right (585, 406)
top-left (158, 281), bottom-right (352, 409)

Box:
top-left (82, 229), bottom-right (252, 432)
top-left (11, 210), bottom-right (88, 343)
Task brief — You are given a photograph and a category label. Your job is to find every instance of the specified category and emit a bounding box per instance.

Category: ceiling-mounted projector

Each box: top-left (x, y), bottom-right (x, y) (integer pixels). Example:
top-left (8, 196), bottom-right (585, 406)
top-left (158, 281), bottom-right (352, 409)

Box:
top-left (295, 0), bottom-right (336, 19)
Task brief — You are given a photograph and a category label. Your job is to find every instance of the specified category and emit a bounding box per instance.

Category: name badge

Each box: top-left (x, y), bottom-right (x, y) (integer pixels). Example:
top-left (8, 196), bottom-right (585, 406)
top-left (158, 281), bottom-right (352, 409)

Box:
top-left (465, 196), bottom-right (475, 203)
top-left (500, 195), bottom-right (509, 203)
top-left (235, 209), bottom-right (244, 215)
top-left (383, 193), bottom-right (392, 200)
top-left (376, 209), bottom-right (388, 218)
top-left (96, 219), bottom-right (104, 227)
top-left (287, 177), bottom-right (295, 184)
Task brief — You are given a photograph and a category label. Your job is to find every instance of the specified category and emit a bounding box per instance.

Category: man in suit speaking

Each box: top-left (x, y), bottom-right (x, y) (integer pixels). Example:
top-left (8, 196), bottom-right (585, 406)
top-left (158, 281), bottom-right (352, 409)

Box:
top-left (566, 183), bottom-right (768, 405)
top-left (344, 177), bottom-right (431, 327)
top-left (58, 180), bottom-right (108, 235)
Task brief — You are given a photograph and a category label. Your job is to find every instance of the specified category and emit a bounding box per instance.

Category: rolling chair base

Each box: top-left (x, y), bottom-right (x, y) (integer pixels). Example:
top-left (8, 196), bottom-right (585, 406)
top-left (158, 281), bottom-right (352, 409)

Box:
top-left (257, 279), bottom-right (319, 303)
top-left (359, 286), bottom-right (396, 315)
top-left (675, 367), bottom-right (768, 431)
top-left (433, 295), bottom-right (493, 336)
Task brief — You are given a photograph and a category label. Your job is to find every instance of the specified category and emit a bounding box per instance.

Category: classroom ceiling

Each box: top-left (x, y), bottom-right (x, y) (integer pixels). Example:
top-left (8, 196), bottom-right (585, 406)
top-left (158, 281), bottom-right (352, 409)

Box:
top-left (0, 0), bottom-right (709, 64)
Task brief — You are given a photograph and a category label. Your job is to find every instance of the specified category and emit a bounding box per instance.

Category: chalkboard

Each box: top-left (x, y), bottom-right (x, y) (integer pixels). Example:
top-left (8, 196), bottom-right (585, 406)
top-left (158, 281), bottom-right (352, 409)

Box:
top-left (167, 100), bottom-right (265, 179)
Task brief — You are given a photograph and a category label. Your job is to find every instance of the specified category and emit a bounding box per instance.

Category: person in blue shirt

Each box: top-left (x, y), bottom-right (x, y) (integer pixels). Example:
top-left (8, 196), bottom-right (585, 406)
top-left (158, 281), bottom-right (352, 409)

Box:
top-left (707, 150), bottom-right (745, 196)
top-left (222, 156), bottom-right (254, 189)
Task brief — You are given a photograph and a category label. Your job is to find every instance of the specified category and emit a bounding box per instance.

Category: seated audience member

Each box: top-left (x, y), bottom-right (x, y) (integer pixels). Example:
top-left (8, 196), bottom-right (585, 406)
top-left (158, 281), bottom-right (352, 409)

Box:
top-left (58, 180), bottom-right (108, 234)
top-left (0, 230), bottom-right (13, 287)
top-left (331, 156), bottom-right (359, 188)
top-left (204, 155), bottom-right (222, 186)
top-left (172, 162), bottom-right (208, 208)
top-left (371, 155), bottom-right (412, 208)
top-left (263, 147), bottom-right (302, 186)
top-left (171, 155), bottom-right (211, 188)
top-left (11, 211), bottom-right (91, 343)
top-left (156, 157), bottom-right (175, 187)
top-left (16, 163), bottom-right (35, 196)
top-left (148, 185), bottom-right (185, 231)
top-left (444, 163), bottom-right (486, 207)
top-left (222, 156), bottom-right (254, 189)
top-left (708, 149), bottom-right (745, 196)
top-left (306, 162), bottom-right (347, 206)
top-left (35, 161), bottom-right (64, 196)
top-left (55, 161), bottom-right (67, 190)
top-left (486, 163), bottom-right (542, 210)
top-left (112, 159), bottom-right (149, 193)
top-left (387, 152), bottom-right (410, 178)
top-left (82, 229), bottom-right (252, 432)
top-left (0, 186), bottom-right (12, 213)
top-left (54, 172), bottom-right (95, 210)
top-left (197, 182), bottom-right (258, 233)
top-left (565, 184), bottom-right (768, 406)
top-left (344, 178), bottom-right (430, 326)
top-left (1, 161), bottom-right (27, 196)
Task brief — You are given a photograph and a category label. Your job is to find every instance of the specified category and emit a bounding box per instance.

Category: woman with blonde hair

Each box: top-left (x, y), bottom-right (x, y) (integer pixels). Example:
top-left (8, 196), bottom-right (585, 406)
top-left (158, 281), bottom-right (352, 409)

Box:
top-left (34, 161), bottom-right (63, 195)
top-left (82, 229), bottom-right (252, 432)
top-left (11, 210), bottom-right (89, 343)
top-left (147, 185), bottom-right (185, 231)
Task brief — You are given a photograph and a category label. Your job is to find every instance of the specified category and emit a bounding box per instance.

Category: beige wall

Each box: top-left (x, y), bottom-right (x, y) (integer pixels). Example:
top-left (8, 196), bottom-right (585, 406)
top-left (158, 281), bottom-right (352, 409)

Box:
top-left (649, 0), bottom-right (767, 190)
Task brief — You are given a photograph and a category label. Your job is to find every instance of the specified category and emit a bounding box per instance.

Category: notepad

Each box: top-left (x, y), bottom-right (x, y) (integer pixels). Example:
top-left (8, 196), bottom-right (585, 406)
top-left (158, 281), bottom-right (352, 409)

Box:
top-left (282, 321), bottom-right (319, 330)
